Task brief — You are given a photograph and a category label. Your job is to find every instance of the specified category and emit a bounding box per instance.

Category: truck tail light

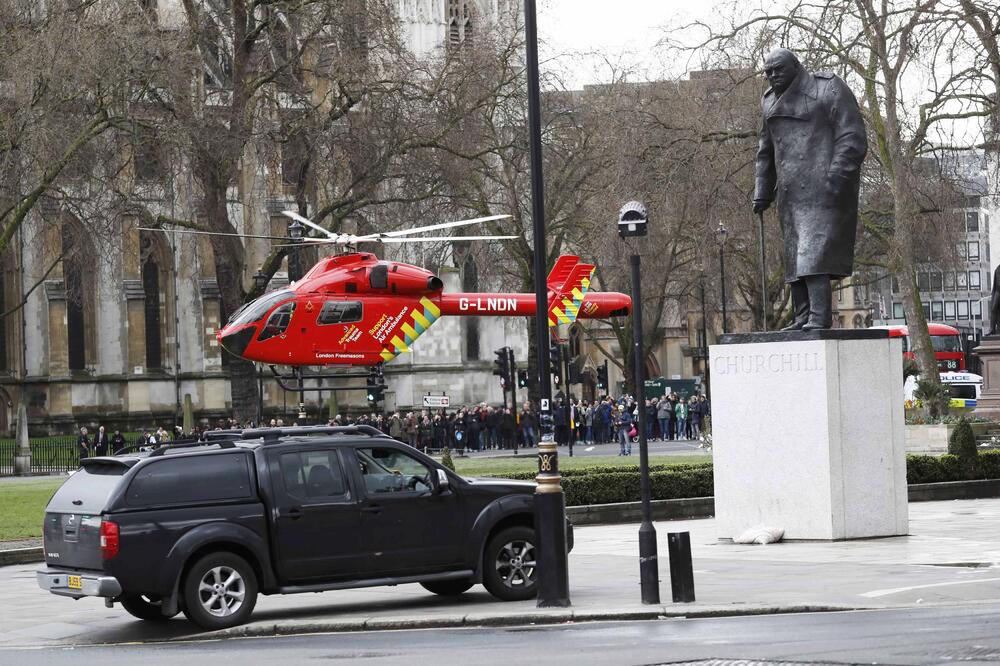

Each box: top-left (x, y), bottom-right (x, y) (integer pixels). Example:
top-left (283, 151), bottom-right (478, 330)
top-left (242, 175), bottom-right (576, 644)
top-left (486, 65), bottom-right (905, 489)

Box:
top-left (100, 520), bottom-right (119, 559)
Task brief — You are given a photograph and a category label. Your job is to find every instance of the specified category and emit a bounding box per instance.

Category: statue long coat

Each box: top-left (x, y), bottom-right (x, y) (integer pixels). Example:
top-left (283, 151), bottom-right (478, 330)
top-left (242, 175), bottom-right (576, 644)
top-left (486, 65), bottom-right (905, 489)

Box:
top-left (754, 69), bottom-right (868, 282)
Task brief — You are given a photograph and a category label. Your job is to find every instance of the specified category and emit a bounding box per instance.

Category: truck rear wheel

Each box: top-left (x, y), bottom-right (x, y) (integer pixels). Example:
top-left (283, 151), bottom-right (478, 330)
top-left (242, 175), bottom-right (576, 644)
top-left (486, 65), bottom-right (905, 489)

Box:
top-left (482, 526), bottom-right (538, 601)
top-left (120, 594), bottom-right (177, 621)
top-left (181, 552), bottom-right (258, 630)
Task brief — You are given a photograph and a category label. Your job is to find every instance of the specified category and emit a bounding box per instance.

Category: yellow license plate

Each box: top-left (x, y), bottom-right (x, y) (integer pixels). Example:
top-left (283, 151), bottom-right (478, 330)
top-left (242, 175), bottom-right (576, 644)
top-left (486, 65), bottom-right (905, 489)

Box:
top-left (67, 575), bottom-right (82, 590)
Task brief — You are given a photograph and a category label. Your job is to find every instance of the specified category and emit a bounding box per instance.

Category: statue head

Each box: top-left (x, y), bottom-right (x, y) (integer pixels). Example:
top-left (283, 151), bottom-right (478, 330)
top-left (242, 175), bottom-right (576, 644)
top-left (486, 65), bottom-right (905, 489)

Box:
top-left (763, 48), bottom-right (802, 95)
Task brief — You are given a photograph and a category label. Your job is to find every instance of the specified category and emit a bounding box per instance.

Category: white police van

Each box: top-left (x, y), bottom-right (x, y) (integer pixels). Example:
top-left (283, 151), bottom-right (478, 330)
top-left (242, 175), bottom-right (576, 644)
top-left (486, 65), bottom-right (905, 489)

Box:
top-left (904, 372), bottom-right (982, 408)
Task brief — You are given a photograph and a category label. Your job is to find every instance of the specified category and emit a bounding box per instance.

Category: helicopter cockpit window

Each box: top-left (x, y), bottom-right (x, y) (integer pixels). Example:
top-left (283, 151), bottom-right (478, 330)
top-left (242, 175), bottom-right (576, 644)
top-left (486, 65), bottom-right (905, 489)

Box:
top-left (257, 302), bottom-right (296, 341)
top-left (227, 290), bottom-right (293, 329)
top-left (317, 301), bottom-right (363, 325)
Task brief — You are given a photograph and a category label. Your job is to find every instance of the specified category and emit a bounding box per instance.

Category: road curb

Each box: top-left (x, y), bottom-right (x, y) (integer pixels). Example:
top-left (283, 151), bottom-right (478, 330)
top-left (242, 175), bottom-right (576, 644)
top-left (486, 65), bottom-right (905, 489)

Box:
top-left (0, 547), bottom-right (42, 566)
top-left (190, 604), bottom-right (863, 641)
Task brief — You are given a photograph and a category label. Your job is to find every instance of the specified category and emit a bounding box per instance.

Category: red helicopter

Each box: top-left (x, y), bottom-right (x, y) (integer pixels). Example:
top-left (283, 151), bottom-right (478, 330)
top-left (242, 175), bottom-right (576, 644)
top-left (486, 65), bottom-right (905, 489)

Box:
top-left (148, 212), bottom-right (632, 368)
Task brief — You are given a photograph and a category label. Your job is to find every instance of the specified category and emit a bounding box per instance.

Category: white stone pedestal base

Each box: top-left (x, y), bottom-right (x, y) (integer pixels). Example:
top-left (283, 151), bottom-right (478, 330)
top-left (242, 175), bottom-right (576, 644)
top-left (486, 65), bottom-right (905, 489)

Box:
top-left (709, 331), bottom-right (908, 541)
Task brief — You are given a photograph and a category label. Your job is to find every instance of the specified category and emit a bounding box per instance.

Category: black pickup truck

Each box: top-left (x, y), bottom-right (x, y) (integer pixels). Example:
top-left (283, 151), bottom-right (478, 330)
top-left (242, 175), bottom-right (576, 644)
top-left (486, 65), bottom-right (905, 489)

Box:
top-left (37, 426), bottom-right (571, 630)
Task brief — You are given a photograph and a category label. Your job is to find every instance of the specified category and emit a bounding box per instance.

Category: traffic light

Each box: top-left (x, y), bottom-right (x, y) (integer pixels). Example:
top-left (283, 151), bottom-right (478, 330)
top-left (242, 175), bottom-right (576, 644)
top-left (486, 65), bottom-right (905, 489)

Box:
top-left (366, 383), bottom-right (385, 405)
top-left (493, 347), bottom-right (511, 386)
top-left (518, 369), bottom-right (529, 388)
top-left (367, 365), bottom-right (386, 405)
top-left (549, 342), bottom-right (562, 384)
top-left (597, 361), bottom-right (608, 391)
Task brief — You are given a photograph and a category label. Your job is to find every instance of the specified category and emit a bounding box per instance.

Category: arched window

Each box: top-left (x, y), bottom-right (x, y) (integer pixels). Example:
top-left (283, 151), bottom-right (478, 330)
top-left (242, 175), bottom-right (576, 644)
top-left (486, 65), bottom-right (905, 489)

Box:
top-left (462, 255), bottom-right (480, 360)
top-left (852, 314), bottom-right (864, 329)
top-left (448, 0), bottom-right (474, 47)
top-left (142, 258), bottom-right (162, 370)
top-left (569, 324), bottom-right (582, 358)
top-left (62, 224), bottom-right (89, 372)
top-left (139, 231), bottom-right (174, 372)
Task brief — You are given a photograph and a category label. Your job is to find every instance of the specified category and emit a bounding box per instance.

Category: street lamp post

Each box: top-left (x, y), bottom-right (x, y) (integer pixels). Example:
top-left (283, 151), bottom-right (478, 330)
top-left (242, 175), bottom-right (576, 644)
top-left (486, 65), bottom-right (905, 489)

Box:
top-left (253, 270), bottom-right (269, 426)
top-left (287, 218), bottom-right (306, 422)
top-left (716, 222), bottom-right (729, 334)
top-left (524, 0), bottom-right (570, 608)
top-left (618, 201), bottom-right (659, 605)
top-left (700, 270), bottom-right (710, 398)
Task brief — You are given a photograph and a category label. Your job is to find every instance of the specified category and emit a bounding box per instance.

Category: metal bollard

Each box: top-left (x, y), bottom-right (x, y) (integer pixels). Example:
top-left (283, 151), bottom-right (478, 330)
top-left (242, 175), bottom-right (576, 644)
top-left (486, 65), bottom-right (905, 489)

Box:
top-left (668, 531), bottom-right (695, 603)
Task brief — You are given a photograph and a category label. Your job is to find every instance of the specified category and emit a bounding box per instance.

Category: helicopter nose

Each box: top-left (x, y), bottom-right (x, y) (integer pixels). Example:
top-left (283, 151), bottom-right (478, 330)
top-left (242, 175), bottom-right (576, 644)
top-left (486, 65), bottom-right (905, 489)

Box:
top-left (219, 326), bottom-right (256, 358)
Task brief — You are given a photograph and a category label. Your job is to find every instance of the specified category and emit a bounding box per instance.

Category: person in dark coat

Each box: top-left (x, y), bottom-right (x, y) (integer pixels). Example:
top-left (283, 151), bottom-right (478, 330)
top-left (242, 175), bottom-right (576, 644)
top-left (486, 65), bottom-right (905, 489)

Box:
top-left (110, 429), bottom-right (126, 454)
top-left (753, 48), bottom-right (868, 330)
top-left (76, 427), bottom-right (91, 460)
top-left (499, 407), bottom-right (516, 452)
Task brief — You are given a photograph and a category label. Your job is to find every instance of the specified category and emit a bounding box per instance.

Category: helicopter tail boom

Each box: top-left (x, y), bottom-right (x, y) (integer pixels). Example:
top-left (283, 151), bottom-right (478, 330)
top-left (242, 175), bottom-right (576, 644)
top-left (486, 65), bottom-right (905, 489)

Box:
top-left (436, 290), bottom-right (630, 320)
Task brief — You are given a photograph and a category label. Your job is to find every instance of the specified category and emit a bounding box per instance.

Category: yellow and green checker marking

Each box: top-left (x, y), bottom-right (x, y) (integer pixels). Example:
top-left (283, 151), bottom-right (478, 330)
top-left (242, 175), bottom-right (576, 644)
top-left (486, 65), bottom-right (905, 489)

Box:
top-left (548, 266), bottom-right (595, 327)
top-left (380, 296), bottom-right (441, 361)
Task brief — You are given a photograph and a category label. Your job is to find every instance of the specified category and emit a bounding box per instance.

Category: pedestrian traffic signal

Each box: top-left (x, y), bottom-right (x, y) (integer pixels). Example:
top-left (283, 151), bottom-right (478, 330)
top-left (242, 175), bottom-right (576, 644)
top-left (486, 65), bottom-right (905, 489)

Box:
top-left (493, 347), bottom-right (511, 386)
top-left (597, 361), bottom-right (608, 390)
top-left (518, 369), bottom-right (528, 388)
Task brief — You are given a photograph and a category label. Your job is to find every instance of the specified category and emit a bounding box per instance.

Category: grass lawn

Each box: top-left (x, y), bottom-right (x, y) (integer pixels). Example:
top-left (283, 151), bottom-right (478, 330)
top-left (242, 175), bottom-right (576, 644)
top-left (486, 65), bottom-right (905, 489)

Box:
top-left (452, 453), bottom-right (710, 477)
top-left (0, 477), bottom-right (63, 541)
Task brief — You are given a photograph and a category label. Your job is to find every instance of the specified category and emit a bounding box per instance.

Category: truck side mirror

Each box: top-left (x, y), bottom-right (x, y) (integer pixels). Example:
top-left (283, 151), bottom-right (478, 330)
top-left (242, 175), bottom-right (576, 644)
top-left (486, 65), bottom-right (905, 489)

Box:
top-left (435, 468), bottom-right (450, 493)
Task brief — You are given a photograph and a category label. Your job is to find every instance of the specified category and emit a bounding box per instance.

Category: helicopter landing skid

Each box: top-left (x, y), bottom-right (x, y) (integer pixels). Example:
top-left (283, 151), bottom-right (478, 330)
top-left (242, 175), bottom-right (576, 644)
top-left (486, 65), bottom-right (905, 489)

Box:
top-left (268, 363), bottom-right (385, 399)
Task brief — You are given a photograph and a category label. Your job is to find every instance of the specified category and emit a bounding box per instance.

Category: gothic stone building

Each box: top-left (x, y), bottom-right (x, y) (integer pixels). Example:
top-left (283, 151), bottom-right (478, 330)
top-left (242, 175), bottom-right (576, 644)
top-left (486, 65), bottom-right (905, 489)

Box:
top-left (0, 0), bottom-right (524, 436)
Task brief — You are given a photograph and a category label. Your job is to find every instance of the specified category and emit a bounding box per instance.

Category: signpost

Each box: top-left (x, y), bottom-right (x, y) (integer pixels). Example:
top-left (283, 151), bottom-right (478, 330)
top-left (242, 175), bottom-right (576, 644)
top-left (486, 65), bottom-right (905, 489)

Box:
top-left (422, 394), bottom-right (450, 408)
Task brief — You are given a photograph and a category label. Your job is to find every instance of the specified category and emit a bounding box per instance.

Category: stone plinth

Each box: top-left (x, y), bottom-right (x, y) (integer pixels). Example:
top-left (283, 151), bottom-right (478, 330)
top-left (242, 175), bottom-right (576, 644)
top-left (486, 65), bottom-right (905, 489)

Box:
top-left (710, 330), bottom-right (908, 540)
top-left (973, 336), bottom-right (1000, 421)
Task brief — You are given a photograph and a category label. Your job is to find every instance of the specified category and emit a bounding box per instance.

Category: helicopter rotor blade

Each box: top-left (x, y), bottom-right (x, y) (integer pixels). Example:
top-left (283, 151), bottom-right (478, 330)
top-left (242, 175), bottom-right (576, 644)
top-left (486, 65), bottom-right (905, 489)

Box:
top-left (271, 235), bottom-right (517, 248)
top-left (280, 210), bottom-right (360, 242)
top-left (376, 235), bottom-right (518, 243)
top-left (138, 227), bottom-right (294, 242)
top-left (354, 214), bottom-right (512, 240)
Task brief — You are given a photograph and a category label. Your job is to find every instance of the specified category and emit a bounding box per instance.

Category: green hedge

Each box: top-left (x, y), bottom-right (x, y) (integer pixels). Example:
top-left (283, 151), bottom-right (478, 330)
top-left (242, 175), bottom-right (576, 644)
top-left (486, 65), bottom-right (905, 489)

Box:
top-left (476, 453), bottom-right (1000, 508)
top-left (483, 462), bottom-right (714, 507)
top-left (907, 450), bottom-right (1000, 484)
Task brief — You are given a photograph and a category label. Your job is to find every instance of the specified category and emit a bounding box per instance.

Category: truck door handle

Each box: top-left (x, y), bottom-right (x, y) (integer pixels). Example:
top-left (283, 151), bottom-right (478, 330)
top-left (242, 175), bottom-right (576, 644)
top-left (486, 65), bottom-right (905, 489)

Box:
top-left (286, 507), bottom-right (303, 520)
top-left (361, 505), bottom-right (382, 514)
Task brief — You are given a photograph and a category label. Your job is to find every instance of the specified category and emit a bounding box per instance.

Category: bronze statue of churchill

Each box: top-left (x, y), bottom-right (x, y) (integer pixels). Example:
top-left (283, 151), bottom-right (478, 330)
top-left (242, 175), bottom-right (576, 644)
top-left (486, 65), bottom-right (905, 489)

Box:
top-left (753, 48), bottom-right (868, 330)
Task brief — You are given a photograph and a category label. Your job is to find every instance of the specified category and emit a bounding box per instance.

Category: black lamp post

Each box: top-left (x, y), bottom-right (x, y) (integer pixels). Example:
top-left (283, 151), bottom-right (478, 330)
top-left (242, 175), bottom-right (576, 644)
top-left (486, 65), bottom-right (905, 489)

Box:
top-left (523, 0), bottom-right (570, 608)
top-left (716, 222), bottom-right (729, 334)
top-left (287, 219), bottom-right (305, 283)
top-left (252, 270), bottom-right (268, 426)
top-left (286, 218), bottom-right (306, 421)
top-left (618, 200), bottom-right (659, 605)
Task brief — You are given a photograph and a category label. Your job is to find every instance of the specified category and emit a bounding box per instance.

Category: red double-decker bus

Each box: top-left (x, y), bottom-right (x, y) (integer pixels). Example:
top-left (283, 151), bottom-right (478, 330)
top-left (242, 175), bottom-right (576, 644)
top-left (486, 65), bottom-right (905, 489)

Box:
top-left (873, 323), bottom-right (966, 371)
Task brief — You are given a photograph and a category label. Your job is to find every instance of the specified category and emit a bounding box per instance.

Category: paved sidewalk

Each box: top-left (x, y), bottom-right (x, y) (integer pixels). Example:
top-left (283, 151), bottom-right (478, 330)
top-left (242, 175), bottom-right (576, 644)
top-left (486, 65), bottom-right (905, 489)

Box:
top-left (4, 497), bottom-right (1000, 647)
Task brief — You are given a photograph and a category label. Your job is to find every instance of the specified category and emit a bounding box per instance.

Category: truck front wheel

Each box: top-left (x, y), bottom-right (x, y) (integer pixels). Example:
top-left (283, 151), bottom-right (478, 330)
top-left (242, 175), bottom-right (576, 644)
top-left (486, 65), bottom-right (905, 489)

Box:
top-left (181, 552), bottom-right (258, 630)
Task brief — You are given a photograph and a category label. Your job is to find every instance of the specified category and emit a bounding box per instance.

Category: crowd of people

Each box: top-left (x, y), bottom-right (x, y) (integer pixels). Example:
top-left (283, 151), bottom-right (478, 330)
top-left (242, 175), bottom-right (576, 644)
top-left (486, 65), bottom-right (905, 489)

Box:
top-left (73, 392), bottom-right (710, 458)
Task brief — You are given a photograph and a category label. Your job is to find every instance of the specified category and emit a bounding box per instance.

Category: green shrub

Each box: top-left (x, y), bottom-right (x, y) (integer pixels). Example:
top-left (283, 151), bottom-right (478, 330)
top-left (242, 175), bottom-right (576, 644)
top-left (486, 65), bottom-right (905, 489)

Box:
top-left (914, 379), bottom-right (951, 419)
top-left (948, 418), bottom-right (979, 476)
top-left (440, 448), bottom-right (455, 472)
top-left (979, 450), bottom-right (1000, 479)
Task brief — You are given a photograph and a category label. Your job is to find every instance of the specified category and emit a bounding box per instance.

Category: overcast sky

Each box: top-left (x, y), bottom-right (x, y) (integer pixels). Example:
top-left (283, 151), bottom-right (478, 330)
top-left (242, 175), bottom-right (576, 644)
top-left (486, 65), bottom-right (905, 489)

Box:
top-left (536, 0), bottom-right (728, 88)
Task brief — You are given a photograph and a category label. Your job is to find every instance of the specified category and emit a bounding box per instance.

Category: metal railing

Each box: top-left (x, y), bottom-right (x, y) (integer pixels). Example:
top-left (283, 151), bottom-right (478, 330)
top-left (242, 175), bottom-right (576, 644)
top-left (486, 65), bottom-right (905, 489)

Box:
top-left (0, 436), bottom-right (147, 476)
